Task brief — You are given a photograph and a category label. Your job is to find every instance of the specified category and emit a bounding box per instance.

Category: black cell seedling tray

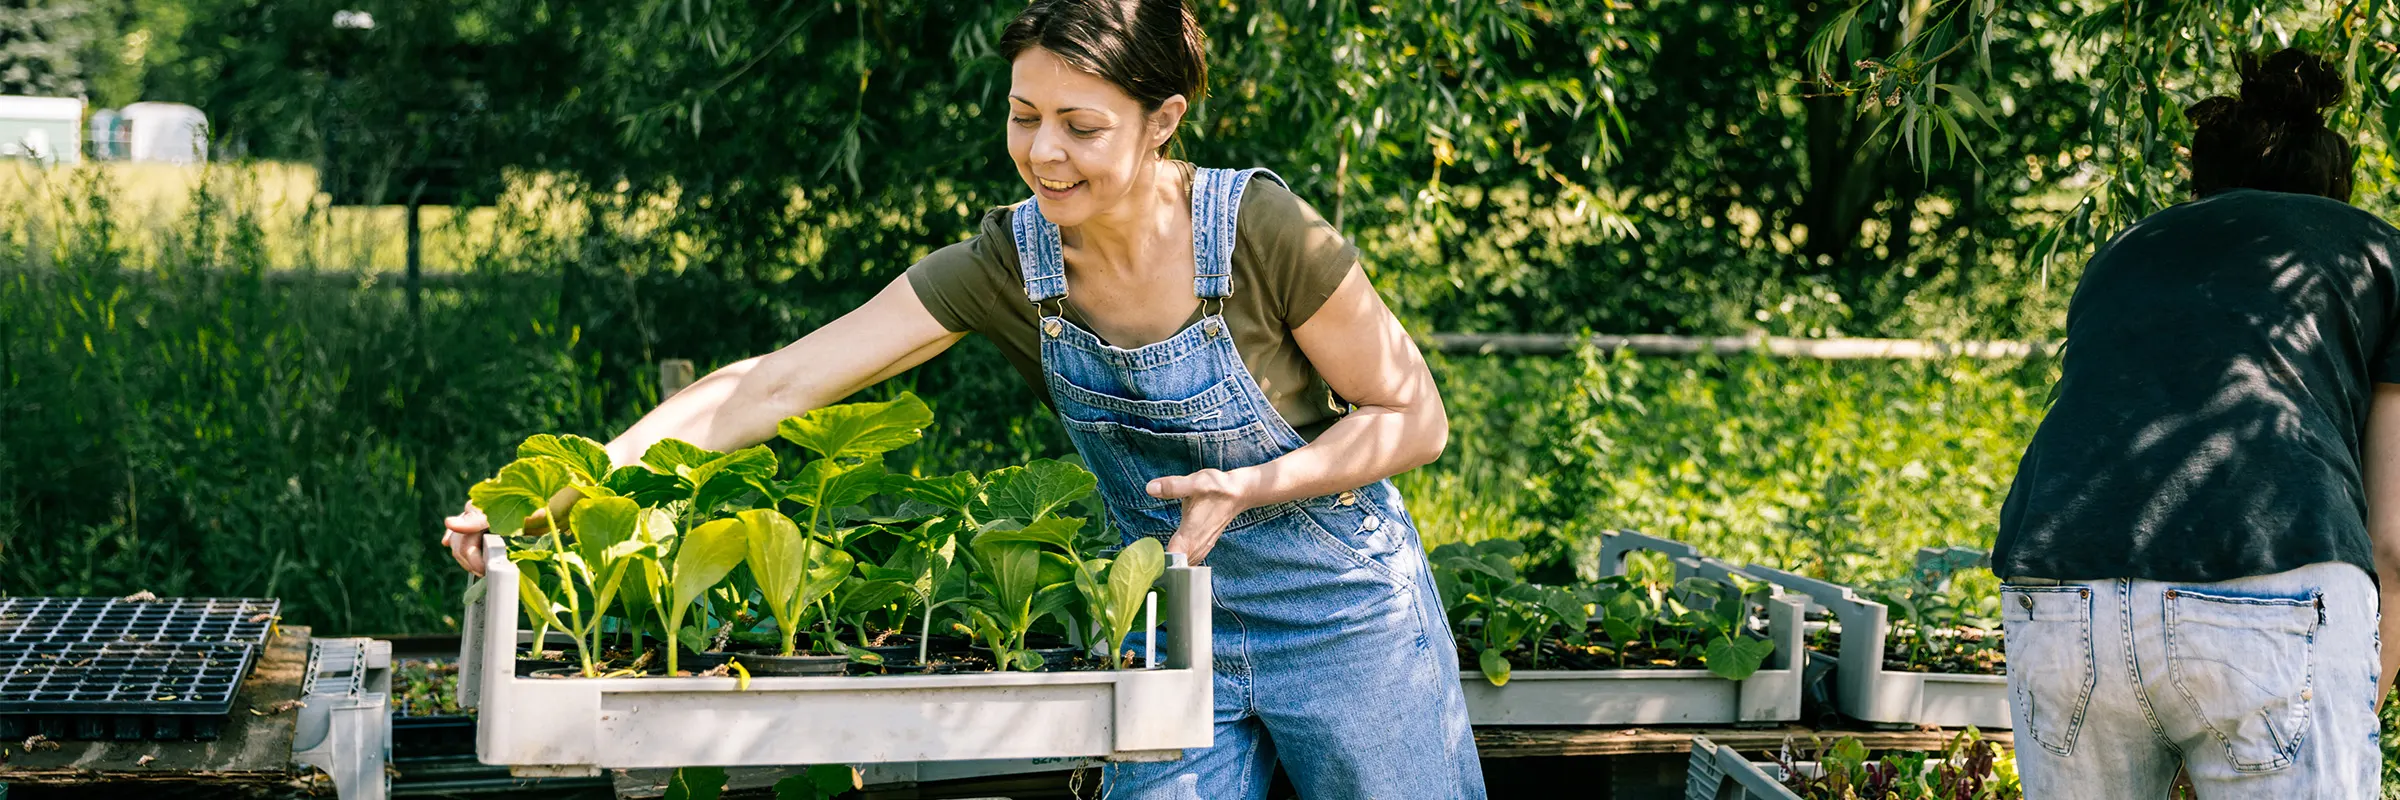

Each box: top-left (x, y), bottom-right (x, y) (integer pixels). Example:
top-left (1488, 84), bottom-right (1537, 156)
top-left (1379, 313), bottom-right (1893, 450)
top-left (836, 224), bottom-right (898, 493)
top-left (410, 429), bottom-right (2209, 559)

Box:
top-left (0, 596), bottom-right (279, 740)
top-left (0, 597), bottom-right (279, 646)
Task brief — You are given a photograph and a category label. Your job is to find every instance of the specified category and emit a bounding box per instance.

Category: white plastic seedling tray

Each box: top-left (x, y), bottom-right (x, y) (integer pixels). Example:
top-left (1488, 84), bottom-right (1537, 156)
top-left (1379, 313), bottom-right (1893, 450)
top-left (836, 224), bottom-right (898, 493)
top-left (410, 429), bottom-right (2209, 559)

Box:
top-left (1686, 736), bottom-right (1804, 800)
top-left (1744, 565), bottom-right (2008, 729)
top-left (1459, 531), bottom-right (1806, 726)
top-left (457, 535), bottom-right (1213, 777)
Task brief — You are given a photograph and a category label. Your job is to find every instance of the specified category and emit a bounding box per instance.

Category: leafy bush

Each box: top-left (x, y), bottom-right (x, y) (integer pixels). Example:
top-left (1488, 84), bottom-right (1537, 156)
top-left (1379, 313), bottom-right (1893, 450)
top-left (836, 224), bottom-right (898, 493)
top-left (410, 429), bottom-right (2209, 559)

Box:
top-left (1423, 345), bottom-right (2054, 587)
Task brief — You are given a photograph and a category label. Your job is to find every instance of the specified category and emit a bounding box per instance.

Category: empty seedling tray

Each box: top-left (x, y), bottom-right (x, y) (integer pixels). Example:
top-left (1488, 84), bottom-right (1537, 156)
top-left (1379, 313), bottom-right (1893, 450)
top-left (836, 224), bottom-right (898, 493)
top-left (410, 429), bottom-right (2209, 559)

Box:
top-left (0, 596), bottom-right (280, 740)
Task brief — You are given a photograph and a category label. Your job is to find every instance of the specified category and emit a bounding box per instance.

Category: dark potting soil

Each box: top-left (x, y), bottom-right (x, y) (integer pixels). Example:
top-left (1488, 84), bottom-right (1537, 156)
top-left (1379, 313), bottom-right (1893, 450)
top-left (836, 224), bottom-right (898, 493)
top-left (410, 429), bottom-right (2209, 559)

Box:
top-left (1809, 625), bottom-right (2007, 675)
top-left (1456, 639), bottom-right (1713, 672)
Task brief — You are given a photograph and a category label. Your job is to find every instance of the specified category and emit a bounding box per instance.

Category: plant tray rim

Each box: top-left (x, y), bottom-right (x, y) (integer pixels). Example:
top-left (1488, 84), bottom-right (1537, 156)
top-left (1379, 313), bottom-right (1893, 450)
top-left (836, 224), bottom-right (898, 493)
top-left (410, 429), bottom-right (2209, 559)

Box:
top-left (1460, 667), bottom-right (1776, 682)
top-left (501, 666), bottom-right (1192, 691)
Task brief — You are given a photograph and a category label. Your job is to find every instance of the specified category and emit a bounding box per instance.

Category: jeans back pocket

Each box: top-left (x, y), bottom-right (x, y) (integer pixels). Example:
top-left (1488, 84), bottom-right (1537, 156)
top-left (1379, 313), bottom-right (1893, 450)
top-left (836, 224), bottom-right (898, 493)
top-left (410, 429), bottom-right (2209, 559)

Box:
top-left (2163, 588), bottom-right (2321, 773)
top-left (2002, 585), bottom-right (2097, 756)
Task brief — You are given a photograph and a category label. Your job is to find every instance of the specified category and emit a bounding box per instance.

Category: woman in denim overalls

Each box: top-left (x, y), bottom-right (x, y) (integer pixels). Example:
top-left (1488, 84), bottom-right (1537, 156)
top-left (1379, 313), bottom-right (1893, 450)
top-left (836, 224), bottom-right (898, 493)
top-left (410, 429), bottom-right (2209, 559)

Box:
top-left (440, 0), bottom-right (1486, 796)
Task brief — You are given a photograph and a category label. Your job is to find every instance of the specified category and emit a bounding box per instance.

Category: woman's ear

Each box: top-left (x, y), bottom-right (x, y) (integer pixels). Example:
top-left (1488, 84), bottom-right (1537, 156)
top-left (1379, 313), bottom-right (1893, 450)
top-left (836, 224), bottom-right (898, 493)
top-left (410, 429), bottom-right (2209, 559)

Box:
top-left (1148, 94), bottom-right (1189, 152)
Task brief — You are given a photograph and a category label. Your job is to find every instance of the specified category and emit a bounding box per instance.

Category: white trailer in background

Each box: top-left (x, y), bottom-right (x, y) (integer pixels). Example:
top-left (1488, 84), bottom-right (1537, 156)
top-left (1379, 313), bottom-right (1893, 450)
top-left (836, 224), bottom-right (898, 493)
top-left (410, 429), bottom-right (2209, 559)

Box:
top-left (0, 96), bottom-right (84, 165)
top-left (119, 102), bottom-right (210, 164)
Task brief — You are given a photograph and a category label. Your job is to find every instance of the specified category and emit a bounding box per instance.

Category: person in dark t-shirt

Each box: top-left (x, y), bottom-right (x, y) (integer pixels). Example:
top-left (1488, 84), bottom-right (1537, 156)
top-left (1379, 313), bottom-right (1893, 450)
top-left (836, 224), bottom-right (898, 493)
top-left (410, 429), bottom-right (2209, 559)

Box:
top-left (1992, 49), bottom-right (2397, 799)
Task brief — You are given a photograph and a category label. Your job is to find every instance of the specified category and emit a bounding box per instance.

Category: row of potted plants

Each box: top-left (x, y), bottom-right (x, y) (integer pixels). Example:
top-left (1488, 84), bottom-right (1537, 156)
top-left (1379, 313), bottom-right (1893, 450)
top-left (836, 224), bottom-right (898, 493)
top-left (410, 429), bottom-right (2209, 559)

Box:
top-left (1690, 729), bottom-right (2023, 800)
top-left (1437, 532), bottom-right (1810, 726)
top-left (1431, 530), bottom-right (2008, 729)
top-left (472, 392), bottom-right (1166, 679)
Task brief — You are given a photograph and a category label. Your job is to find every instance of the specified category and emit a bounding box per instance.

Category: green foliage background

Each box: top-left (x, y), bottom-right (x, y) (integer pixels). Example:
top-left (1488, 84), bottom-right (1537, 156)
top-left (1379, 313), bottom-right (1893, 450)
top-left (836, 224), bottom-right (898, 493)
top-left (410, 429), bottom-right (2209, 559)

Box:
top-left (0, 0), bottom-right (2392, 645)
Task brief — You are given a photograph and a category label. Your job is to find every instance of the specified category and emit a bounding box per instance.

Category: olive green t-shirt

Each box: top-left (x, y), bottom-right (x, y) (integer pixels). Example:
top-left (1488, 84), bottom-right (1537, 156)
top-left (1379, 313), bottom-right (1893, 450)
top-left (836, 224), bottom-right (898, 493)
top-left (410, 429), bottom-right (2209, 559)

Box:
top-left (906, 163), bottom-right (1357, 439)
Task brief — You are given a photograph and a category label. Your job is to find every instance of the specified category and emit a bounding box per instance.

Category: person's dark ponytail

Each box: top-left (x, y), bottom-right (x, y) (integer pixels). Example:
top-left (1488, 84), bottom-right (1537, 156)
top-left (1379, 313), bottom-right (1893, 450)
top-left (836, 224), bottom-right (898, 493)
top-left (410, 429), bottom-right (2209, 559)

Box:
top-left (2186, 48), bottom-right (2354, 201)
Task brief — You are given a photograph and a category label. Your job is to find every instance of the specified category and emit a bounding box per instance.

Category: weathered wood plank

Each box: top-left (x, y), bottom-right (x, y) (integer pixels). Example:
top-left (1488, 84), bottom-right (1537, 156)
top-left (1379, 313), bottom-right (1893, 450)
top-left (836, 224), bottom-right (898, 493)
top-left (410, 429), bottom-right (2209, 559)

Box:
top-left (0, 627), bottom-right (310, 784)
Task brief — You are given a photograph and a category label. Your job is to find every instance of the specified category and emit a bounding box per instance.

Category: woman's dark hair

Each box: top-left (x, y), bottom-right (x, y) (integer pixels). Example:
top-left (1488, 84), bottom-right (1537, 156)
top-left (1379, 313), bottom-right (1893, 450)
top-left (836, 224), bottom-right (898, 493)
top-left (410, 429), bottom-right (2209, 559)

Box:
top-left (2186, 48), bottom-right (2353, 201)
top-left (1000, 0), bottom-right (1207, 155)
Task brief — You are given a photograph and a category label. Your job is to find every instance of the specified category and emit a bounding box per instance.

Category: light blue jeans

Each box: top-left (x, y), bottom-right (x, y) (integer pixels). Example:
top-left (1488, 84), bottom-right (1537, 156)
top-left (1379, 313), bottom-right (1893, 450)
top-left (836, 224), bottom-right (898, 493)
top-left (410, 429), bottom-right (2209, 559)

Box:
top-left (2003, 562), bottom-right (2380, 799)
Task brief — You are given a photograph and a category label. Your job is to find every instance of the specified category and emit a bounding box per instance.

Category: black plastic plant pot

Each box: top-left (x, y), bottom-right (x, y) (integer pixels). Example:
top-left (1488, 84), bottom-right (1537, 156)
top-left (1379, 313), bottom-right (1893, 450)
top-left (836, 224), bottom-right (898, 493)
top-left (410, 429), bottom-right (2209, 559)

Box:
top-left (972, 644), bottom-right (1086, 672)
top-left (736, 654), bottom-right (848, 677)
top-left (513, 655), bottom-right (575, 677)
top-left (859, 643), bottom-right (921, 667)
top-left (392, 714), bottom-right (479, 758)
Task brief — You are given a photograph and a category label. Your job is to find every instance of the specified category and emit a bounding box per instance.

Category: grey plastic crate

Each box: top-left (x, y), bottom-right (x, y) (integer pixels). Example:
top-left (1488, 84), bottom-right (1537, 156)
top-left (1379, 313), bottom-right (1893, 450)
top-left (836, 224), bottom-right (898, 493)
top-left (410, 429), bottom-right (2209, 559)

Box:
top-left (1744, 564), bottom-right (2008, 729)
top-left (458, 535), bottom-right (1213, 777)
top-left (1459, 531), bottom-right (1806, 726)
top-left (1687, 736), bottom-right (1802, 800)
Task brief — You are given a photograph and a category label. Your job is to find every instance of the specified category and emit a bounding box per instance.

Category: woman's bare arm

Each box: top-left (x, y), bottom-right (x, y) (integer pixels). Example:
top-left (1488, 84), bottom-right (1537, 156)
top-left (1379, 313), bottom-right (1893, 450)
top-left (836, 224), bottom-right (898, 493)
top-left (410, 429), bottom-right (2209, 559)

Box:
top-left (1144, 265), bottom-right (1446, 562)
top-left (443, 275), bottom-right (965, 574)
top-left (2365, 383), bottom-right (2400, 706)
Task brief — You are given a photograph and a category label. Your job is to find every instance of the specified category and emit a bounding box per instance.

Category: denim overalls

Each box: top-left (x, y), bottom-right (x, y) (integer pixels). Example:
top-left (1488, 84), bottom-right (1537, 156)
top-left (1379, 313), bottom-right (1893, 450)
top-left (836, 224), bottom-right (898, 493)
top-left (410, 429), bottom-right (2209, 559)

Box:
top-left (1009, 167), bottom-right (1486, 799)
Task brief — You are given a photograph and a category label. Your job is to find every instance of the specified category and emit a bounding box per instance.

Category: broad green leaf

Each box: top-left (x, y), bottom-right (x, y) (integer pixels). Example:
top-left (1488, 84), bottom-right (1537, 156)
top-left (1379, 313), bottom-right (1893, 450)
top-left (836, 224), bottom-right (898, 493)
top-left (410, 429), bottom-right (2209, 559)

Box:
top-left (1010, 650), bottom-right (1047, 671)
top-left (469, 458), bottom-right (571, 536)
top-left (836, 576), bottom-right (913, 616)
top-left (1703, 635), bottom-right (1777, 681)
top-left (1084, 537), bottom-right (1167, 667)
top-left (800, 550), bottom-right (855, 612)
top-left (1479, 648), bottom-right (1512, 686)
top-left (642, 439), bottom-right (721, 474)
top-left (673, 518), bottom-right (749, 617)
top-left (970, 459), bottom-right (1098, 524)
top-left (520, 434), bottom-right (613, 484)
top-left (741, 509), bottom-right (810, 642)
top-left (604, 466), bottom-right (687, 506)
top-left (973, 516), bottom-right (1083, 554)
top-left (688, 446), bottom-right (778, 512)
top-left (1600, 617), bottom-right (1640, 647)
top-left (1104, 537), bottom-right (1165, 631)
top-left (782, 459), bottom-right (888, 510)
top-left (889, 471), bottom-right (978, 513)
top-left (777, 392), bottom-right (933, 460)
top-left (770, 765), bottom-right (859, 800)
top-left (1541, 589), bottom-right (1590, 628)
top-left (1032, 580), bottom-right (1081, 628)
top-left (1476, 539), bottom-right (1526, 560)
top-left (569, 497), bottom-right (641, 569)
top-left (675, 625), bottom-right (710, 655)
top-left (664, 766), bottom-right (728, 800)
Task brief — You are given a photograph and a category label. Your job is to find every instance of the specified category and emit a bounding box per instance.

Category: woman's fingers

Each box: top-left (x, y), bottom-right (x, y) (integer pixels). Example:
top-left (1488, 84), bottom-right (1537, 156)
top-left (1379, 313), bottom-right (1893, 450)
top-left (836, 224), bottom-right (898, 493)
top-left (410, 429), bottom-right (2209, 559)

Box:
top-left (444, 502), bottom-right (490, 576)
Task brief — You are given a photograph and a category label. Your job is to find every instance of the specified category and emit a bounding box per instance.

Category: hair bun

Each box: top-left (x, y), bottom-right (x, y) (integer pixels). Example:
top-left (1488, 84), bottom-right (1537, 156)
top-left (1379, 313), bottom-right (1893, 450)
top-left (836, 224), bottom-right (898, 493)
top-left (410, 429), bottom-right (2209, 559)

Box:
top-left (2238, 48), bottom-right (2344, 124)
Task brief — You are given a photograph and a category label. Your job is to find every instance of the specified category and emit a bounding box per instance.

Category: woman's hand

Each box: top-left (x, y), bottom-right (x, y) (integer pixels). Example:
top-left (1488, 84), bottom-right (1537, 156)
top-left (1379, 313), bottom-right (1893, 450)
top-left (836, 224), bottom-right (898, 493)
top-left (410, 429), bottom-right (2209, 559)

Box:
top-left (440, 496), bottom-right (564, 576)
top-left (1147, 468), bottom-right (1260, 564)
top-left (441, 502), bottom-right (497, 577)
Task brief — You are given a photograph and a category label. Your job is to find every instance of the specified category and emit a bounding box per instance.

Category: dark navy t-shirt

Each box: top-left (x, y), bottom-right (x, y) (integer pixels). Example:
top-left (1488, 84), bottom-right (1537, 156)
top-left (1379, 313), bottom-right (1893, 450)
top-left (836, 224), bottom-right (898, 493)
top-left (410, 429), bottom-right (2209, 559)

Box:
top-left (1995, 189), bottom-right (2400, 583)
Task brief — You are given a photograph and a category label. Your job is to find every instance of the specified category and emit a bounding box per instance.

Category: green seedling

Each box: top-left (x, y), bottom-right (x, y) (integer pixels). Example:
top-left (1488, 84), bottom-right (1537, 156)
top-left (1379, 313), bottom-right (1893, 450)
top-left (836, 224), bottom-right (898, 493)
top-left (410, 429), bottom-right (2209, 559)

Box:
top-left (742, 508), bottom-right (852, 656)
top-left (1432, 539), bottom-right (1589, 685)
top-left (643, 513), bottom-right (747, 674)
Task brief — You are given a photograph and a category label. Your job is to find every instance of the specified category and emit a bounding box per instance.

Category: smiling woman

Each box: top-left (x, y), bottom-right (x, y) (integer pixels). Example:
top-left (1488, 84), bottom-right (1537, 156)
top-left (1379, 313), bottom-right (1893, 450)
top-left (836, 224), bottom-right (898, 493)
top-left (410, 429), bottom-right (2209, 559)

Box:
top-left (439, 0), bottom-right (1484, 796)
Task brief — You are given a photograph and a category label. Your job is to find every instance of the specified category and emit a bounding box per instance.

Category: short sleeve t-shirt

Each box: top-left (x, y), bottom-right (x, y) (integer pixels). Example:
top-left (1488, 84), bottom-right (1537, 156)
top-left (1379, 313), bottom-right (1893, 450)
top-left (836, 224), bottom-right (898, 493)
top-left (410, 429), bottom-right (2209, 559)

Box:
top-left (905, 162), bottom-right (1359, 439)
top-left (1994, 189), bottom-right (2400, 584)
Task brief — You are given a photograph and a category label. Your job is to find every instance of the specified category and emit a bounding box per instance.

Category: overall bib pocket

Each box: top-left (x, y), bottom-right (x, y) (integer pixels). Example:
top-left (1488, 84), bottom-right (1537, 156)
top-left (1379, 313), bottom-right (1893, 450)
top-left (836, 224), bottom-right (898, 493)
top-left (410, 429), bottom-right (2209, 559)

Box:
top-left (2163, 588), bottom-right (2321, 772)
top-left (2001, 585), bottom-right (2097, 756)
